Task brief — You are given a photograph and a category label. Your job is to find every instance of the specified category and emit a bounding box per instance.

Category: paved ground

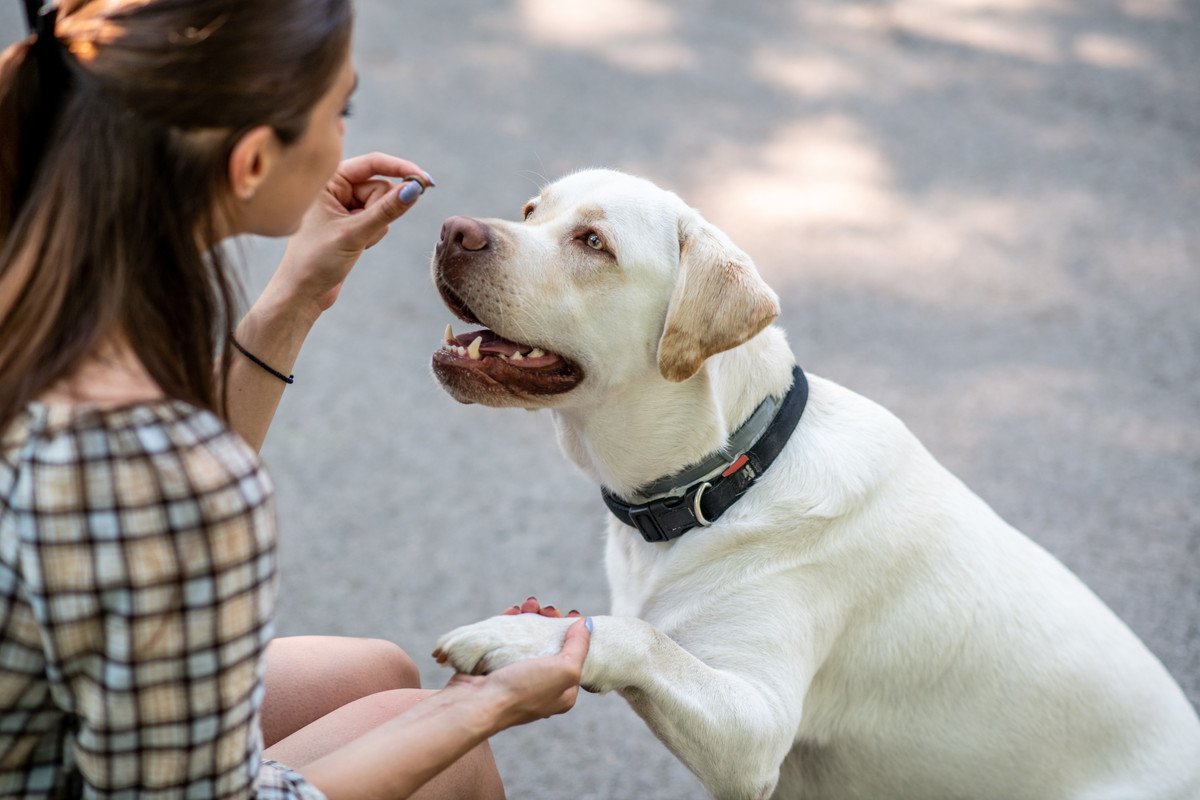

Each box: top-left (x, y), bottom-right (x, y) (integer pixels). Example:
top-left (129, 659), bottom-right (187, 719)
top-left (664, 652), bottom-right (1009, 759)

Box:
top-left (4, 0), bottom-right (1197, 796)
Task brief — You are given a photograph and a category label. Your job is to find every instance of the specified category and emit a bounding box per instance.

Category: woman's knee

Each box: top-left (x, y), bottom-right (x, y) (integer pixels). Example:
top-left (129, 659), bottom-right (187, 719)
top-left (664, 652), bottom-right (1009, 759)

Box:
top-left (352, 636), bottom-right (422, 690)
top-left (267, 635), bottom-right (421, 693)
top-left (262, 636), bottom-right (422, 746)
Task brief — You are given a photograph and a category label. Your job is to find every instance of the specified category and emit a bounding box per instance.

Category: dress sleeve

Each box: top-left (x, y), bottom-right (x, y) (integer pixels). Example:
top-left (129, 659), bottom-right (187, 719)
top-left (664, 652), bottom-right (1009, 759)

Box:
top-left (19, 406), bottom-right (325, 799)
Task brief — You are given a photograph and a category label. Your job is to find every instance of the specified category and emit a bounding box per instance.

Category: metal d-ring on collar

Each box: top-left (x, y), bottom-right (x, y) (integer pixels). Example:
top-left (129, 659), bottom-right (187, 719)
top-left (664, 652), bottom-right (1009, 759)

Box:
top-left (691, 482), bottom-right (713, 527)
top-left (601, 365), bottom-right (809, 543)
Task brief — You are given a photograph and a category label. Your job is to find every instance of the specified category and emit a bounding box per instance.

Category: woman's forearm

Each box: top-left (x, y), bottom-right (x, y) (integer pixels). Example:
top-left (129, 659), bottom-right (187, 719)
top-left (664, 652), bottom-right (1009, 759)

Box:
top-left (225, 273), bottom-right (321, 451)
top-left (298, 681), bottom-right (506, 800)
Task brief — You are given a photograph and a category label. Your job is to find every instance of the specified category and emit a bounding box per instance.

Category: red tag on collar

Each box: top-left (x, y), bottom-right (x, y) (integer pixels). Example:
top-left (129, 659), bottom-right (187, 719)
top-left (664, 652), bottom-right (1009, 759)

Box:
top-left (722, 454), bottom-right (750, 478)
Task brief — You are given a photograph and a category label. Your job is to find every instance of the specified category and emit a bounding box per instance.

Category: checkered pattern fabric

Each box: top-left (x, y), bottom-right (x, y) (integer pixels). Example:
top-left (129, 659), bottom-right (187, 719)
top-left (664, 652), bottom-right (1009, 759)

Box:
top-left (0, 401), bottom-right (325, 799)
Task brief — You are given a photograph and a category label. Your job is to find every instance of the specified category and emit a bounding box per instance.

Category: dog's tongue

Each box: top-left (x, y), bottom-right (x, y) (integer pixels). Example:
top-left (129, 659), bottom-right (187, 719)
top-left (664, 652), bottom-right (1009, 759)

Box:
top-left (444, 326), bottom-right (562, 368)
top-left (473, 332), bottom-right (523, 358)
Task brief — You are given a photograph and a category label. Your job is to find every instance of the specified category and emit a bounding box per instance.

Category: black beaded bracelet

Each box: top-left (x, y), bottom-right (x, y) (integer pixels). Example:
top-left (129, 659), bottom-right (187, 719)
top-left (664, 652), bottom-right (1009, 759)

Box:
top-left (231, 339), bottom-right (295, 385)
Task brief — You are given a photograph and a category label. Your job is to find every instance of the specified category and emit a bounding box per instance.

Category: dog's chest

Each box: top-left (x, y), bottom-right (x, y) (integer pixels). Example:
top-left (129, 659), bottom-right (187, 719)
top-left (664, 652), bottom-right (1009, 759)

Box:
top-left (604, 523), bottom-right (746, 624)
top-left (606, 528), bottom-right (664, 618)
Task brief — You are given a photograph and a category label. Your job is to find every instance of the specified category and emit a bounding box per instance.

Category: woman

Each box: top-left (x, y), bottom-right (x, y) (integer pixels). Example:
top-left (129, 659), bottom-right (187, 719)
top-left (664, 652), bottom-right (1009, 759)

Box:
top-left (0, 1), bottom-right (590, 798)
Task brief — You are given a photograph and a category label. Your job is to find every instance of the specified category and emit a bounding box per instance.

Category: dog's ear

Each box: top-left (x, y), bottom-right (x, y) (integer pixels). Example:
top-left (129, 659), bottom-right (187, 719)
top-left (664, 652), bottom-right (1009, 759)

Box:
top-left (656, 215), bottom-right (780, 382)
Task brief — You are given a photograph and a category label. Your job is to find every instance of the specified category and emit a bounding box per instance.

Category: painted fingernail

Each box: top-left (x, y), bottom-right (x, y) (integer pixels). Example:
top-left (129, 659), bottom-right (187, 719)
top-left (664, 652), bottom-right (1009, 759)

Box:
top-left (585, 617), bottom-right (594, 633)
top-left (422, 171), bottom-right (436, 187)
top-left (398, 179), bottom-right (423, 203)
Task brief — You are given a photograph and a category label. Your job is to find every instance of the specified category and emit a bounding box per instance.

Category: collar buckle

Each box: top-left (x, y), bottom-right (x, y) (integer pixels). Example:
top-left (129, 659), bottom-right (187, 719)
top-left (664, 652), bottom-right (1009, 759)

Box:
top-left (624, 482), bottom-right (710, 543)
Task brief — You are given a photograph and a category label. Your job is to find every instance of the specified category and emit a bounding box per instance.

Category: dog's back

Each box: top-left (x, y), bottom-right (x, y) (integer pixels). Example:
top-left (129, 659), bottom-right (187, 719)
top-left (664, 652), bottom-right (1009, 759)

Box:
top-left (750, 373), bottom-right (1200, 798)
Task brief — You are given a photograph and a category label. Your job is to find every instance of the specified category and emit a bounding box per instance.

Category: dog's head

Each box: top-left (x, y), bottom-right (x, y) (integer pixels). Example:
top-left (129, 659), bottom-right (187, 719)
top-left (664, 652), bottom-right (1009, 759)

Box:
top-left (430, 169), bottom-right (779, 408)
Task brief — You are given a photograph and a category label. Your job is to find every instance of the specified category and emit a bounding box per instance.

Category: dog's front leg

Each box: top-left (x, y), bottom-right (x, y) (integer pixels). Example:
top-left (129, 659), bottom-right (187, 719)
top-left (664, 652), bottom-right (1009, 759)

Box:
top-left (435, 613), bottom-right (802, 800)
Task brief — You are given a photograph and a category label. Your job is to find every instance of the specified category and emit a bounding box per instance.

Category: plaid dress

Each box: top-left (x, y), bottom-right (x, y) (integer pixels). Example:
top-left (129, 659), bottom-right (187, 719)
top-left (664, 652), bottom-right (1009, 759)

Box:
top-left (0, 401), bottom-right (324, 799)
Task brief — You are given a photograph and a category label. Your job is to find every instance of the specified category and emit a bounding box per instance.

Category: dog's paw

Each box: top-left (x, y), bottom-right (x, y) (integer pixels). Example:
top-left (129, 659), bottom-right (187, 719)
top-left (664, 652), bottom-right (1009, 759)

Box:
top-left (433, 613), bottom-right (575, 675)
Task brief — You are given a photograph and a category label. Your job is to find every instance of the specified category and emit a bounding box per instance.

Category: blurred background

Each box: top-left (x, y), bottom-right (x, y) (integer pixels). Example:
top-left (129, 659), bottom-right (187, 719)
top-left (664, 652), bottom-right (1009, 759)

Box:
top-left (3, 0), bottom-right (1197, 796)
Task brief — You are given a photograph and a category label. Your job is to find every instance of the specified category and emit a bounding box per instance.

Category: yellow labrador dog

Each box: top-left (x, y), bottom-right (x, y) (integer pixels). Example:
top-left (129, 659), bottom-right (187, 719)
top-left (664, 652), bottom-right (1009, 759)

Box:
top-left (429, 169), bottom-right (1200, 800)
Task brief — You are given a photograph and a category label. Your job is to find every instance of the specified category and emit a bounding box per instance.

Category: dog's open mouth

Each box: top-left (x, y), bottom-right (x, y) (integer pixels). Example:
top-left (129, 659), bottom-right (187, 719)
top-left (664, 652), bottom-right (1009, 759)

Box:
top-left (432, 323), bottom-right (584, 400)
top-left (431, 261), bottom-right (584, 403)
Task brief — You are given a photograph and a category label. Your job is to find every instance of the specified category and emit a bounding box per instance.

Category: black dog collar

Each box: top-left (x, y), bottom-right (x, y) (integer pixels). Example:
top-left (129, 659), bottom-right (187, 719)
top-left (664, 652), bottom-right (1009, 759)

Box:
top-left (602, 365), bottom-right (808, 543)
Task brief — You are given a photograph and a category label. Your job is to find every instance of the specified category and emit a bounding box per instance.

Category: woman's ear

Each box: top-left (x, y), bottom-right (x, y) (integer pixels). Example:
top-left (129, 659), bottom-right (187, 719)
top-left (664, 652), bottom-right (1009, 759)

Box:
top-left (227, 125), bottom-right (278, 201)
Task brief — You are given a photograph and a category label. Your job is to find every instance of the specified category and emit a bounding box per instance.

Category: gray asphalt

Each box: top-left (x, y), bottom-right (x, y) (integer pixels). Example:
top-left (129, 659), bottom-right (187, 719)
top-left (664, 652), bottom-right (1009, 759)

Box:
top-left (3, 1), bottom-right (1198, 797)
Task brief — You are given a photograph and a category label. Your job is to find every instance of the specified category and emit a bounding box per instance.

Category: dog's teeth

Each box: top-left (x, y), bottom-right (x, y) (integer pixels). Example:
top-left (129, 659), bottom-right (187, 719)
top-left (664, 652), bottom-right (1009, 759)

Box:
top-left (467, 336), bottom-right (483, 360)
top-left (444, 323), bottom-right (454, 344)
top-left (456, 346), bottom-right (466, 356)
top-left (529, 348), bottom-right (544, 358)
top-left (511, 351), bottom-right (524, 361)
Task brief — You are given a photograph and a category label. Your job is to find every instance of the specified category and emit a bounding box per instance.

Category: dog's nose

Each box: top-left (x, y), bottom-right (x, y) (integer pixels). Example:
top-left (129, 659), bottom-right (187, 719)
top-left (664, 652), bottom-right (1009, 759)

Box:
top-left (438, 216), bottom-right (491, 256)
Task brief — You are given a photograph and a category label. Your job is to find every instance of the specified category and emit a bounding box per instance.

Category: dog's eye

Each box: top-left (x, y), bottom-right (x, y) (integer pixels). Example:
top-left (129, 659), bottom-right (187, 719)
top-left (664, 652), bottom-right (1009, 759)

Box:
top-left (584, 232), bottom-right (605, 251)
top-left (523, 203), bottom-right (537, 220)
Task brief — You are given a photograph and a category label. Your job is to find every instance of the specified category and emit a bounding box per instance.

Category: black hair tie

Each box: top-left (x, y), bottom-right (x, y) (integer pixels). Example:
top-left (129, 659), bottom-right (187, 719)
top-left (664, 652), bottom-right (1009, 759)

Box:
top-left (21, 0), bottom-right (40, 28)
top-left (26, 2), bottom-right (67, 74)
top-left (16, 1), bottom-right (71, 210)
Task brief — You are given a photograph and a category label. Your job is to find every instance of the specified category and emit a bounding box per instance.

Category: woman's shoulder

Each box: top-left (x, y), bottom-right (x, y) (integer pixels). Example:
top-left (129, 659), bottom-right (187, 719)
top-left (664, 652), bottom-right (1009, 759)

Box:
top-left (8, 397), bottom-right (255, 460)
top-left (1, 398), bottom-right (271, 518)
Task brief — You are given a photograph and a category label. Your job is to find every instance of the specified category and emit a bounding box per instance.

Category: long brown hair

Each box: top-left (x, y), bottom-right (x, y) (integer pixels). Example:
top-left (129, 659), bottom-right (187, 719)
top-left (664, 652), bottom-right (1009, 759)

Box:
top-left (0, 0), bottom-right (352, 430)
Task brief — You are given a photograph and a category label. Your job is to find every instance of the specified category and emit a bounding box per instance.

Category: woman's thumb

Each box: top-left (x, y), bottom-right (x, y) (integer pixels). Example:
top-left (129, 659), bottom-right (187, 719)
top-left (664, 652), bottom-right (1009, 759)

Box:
top-left (559, 617), bottom-right (592, 664)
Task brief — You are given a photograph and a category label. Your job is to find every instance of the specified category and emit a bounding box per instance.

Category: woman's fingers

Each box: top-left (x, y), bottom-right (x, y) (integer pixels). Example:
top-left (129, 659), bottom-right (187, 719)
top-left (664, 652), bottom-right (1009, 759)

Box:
top-left (350, 178), bottom-right (396, 210)
top-left (500, 597), bottom-right (583, 618)
top-left (339, 179), bottom-right (424, 246)
top-left (519, 596), bottom-right (541, 614)
top-left (323, 153), bottom-right (431, 219)
top-left (337, 151), bottom-right (431, 187)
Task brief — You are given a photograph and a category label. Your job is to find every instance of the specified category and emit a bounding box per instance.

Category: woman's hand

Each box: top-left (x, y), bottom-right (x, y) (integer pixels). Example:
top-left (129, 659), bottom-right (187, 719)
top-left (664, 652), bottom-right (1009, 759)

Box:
top-left (299, 618), bottom-right (590, 800)
top-left (501, 596), bottom-right (585, 618)
top-left (271, 152), bottom-right (433, 319)
top-left (448, 617), bottom-right (592, 733)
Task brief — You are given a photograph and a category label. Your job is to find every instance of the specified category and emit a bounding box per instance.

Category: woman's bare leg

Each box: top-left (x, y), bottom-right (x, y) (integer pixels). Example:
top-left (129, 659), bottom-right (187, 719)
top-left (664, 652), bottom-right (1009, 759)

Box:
top-left (261, 636), bottom-right (504, 799)
top-left (262, 635), bottom-right (421, 746)
top-left (264, 688), bottom-right (505, 800)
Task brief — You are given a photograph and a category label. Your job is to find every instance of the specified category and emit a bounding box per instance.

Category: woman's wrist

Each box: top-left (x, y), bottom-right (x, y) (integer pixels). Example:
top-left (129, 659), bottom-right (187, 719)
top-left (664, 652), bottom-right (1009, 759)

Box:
top-left (255, 265), bottom-right (326, 332)
top-left (224, 275), bottom-right (320, 449)
top-left (234, 294), bottom-right (312, 371)
top-left (441, 676), bottom-right (518, 738)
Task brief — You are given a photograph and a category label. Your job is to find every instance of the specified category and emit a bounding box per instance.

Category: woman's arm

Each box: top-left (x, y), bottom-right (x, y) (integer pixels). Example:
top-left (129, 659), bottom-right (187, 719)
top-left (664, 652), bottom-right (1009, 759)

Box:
top-left (226, 152), bottom-right (432, 450)
top-left (299, 620), bottom-right (591, 800)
